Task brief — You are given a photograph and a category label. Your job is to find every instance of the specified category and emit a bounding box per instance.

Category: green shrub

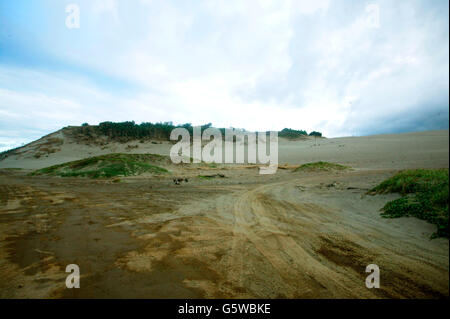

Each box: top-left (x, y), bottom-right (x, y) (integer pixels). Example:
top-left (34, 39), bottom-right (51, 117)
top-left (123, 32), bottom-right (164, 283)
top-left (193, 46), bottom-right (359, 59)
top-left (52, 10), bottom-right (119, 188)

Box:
top-left (30, 153), bottom-right (169, 178)
top-left (294, 161), bottom-right (349, 172)
top-left (278, 128), bottom-right (308, 139)
top-left (309, 131), bottom-right (322, 137)
top-left (370, 169), bottom-right (449, 238)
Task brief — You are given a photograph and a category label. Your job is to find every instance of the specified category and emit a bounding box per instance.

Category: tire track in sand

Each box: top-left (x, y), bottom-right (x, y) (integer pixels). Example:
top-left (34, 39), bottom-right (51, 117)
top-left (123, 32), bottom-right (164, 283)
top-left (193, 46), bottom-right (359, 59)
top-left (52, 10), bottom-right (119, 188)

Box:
top-left (225, 180), bottom-right (374, 298)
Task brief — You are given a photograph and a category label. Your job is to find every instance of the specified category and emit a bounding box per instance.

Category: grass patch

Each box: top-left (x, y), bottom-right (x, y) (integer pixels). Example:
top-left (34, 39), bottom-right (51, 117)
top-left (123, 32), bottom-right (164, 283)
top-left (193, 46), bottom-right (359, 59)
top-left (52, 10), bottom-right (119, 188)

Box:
top-left (30, 153), bottom-right (169, 178)
top-left (369, 169), bottom-right (449, 238)
top-left (198, 175), bottom-right (215, 179)
top-left (197, 173), bottom-right (225, 179)
top-left (294, 161), bottom-right (349, 172)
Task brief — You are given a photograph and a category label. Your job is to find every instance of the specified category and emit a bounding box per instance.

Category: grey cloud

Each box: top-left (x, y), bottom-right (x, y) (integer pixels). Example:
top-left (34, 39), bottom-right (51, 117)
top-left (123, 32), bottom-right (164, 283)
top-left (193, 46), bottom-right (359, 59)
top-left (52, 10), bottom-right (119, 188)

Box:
top-left (0, 0), bottom-right (448, 151)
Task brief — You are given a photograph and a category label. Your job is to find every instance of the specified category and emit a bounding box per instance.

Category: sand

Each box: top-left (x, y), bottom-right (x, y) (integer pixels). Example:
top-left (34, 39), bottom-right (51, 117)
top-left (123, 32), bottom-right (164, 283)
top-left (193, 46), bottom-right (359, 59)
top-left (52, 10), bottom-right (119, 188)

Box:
top-left (1, 129), bottom-right (448, 170)
top-left (0, 129), bottom-right (448, 298)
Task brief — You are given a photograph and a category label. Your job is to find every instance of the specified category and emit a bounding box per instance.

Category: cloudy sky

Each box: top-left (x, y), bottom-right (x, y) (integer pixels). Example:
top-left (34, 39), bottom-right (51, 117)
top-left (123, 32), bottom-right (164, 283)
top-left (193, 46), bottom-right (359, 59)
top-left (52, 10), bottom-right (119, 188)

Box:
top-left (0, 0), bottom-right (448, 151)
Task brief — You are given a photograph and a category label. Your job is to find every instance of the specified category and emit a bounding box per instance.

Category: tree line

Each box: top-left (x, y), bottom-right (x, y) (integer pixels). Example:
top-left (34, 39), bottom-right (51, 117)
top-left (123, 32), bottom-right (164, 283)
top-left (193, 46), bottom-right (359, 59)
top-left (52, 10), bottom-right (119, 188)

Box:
top-left (76, 122), bottom-right (322, 141)
top-left (279, 128), bottom-right (322, 138)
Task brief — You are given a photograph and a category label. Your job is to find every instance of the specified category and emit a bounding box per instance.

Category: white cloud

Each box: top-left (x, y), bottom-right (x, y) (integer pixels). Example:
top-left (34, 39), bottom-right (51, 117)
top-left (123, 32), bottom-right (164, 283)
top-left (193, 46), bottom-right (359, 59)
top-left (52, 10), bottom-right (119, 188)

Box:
top-left (92, 0), bottom-right (120, 23)
top-left (0, 0), bottom-right (448, 150)
top-left (294, 0), bottom-right (330, 14)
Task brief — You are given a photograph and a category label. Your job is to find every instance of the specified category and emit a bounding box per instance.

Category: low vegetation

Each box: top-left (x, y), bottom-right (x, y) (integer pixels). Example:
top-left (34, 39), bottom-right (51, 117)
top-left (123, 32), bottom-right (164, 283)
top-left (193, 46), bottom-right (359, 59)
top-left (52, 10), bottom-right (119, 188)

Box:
top-left (70, 121), bottom-right (322, 143)
top-left (30, 153), bottom-right (169, 178)
top-left (369, 169), bottom-right (449, 238)
top-left (309, 131), bottom-right (322, 137)
top-left (278, 128), bottom-right (308, 139)
top-left (72, 121), bottom-right (217, 142)
top-left (293, 161), bottom-right (349, 172)
top-left (197, 174), bottom-right (225, 179)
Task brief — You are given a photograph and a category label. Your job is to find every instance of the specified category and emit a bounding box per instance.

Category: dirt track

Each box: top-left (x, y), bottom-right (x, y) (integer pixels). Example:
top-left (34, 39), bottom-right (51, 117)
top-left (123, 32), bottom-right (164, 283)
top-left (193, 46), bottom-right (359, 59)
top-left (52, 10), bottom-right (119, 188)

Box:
top-left (0, 167), bottom-right (448, 298)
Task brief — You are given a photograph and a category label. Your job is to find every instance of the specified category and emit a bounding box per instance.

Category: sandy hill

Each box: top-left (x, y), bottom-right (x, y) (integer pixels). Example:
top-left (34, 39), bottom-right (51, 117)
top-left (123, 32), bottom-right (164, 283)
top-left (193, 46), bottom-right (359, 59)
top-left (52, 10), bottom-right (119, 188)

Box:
top-left (0, 126), bottom-right (448, 170)
top-left (0, 126), bottom-right (448, 298)
top-left (0, 126), bottom-right (172, 170)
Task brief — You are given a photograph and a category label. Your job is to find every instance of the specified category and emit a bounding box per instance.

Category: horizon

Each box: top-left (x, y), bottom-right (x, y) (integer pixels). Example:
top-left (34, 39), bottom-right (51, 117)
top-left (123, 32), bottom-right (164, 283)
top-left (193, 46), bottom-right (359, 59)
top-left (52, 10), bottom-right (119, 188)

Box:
top-left (3, 121), bottom-right (449, 154)
top-left (1, 0), bottom-right (449, 152)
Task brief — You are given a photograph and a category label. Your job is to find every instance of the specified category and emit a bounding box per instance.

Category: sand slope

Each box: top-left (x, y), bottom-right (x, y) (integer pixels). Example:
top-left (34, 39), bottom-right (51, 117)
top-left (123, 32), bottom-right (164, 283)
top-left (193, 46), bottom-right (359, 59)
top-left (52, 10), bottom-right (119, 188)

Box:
top-left (0, 129), bottom-right (448, 298)
top-left (0, 167), bottom-right (448, 298)
top-left (0, 129), bottom-right (448, 170)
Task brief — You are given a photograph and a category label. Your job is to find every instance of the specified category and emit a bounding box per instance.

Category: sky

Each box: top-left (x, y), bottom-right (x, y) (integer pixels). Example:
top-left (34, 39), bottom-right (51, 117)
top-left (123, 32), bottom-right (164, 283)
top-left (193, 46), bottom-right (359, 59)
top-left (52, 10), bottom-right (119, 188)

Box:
top-left (0, 0), bottom-right (448, 151)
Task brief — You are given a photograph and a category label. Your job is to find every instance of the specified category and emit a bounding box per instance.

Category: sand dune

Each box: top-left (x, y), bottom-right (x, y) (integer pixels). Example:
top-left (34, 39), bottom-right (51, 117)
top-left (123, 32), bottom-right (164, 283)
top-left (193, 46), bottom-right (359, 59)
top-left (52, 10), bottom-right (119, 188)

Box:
top-left (1, 129), bottom-right (448, 170)
top-left (0, 129), bottom-right (448, 298)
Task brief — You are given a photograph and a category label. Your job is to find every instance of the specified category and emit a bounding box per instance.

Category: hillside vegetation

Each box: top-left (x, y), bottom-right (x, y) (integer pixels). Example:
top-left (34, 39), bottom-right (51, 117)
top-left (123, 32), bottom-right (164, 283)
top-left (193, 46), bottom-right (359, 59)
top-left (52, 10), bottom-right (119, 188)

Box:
top-left (70, 121), bottom-right (322, 143)
top-left (370, 169), bottom-right (449, 238)
top-left (293, 161), bottom-right (349, 172)
top-left (30, 153), bottom-right (169, 178)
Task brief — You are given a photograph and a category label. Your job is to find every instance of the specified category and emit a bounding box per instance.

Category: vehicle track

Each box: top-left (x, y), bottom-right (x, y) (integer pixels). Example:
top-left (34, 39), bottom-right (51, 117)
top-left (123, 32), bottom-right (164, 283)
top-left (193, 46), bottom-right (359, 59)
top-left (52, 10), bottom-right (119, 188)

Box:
top-left (218, 173), bottom-right (449, 298)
